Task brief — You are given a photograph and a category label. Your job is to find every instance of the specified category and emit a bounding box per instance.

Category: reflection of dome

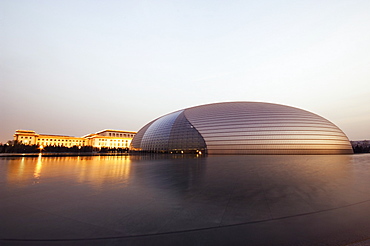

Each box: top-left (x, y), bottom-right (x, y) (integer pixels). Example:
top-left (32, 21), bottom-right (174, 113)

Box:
top-left (130, 102), bottom-right (353, 154)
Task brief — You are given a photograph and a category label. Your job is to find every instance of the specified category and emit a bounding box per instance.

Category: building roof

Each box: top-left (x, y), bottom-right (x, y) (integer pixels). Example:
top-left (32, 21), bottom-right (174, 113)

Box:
top-left (94, 129), bottom-right (137, 134)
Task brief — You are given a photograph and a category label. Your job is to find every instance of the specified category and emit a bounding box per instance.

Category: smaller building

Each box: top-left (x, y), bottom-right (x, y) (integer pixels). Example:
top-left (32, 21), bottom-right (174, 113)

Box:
top-left (351, 140), bottom-right (370, 147)
top-left (14, 130), bottom-right (87, 147)
top-left (13, 129), bottom-right (136, 149)
top-left (13, 130), bottom-right (39, 145)
top-left (351, 140), bottom-right (370, 153)
top-left (84, 129), bottom-right (136, 149)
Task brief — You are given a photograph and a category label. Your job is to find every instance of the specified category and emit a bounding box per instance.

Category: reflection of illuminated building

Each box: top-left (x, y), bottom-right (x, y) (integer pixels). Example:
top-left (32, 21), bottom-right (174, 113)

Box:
top-left (6, 156), bottom-right (132, 190)
top-left (13, 129), bottom-right (136, 149)
top-left (75, 156), bottom-right (132, 189)
top-left (131, 102), bottom-right (353, 154)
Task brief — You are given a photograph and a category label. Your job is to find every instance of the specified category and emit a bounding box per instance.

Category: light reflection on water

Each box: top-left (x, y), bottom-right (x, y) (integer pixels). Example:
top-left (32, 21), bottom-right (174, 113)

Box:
top-left (2, 154), bottom-right (368, 198)
top-left (2, 154), bottom-right (370, 207)
top-left (0, 155), bottom-right (363, 183)
top-left (3, 155), bottom-right (133, 190)
top-left (1, 154), bottom-right (370, 237)
top-left (33, 154), bottom-right (43, 182)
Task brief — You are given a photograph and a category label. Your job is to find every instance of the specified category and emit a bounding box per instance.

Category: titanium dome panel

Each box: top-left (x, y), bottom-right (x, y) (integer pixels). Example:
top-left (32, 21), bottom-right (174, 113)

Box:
top-left (130, 110), bottom-right (206, 153)
top-left (140, 110), bottom-right (183, 151)
top-left (131, 102), bottom-right (353, 154)
top-left (130, 120), bottom-right (155, 151)
top-left (184, 102), bottom-right (353, 154)
top-left (168, 111), bottom-right (206, 152)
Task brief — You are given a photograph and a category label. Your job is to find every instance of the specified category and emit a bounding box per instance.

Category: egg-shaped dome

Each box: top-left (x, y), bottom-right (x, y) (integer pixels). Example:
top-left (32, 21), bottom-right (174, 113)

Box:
top-left (130, 102), bottom-right (353, 154)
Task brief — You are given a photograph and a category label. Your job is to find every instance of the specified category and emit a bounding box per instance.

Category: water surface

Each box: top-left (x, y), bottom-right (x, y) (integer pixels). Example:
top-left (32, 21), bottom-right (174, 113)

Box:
top-left (1, 154), bottom-right (370, 244)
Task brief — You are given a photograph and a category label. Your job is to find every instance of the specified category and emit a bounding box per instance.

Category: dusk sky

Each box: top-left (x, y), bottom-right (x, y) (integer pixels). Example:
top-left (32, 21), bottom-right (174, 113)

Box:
top-left (1, 0), bottom-right (370, 143)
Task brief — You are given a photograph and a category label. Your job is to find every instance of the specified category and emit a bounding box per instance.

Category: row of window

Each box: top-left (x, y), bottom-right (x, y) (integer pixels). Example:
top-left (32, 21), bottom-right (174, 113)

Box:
top-left (19, 136), bottom-right (84, 143)
top-left (37, 139), bottom-right (84, 142)
top-left (39, 143), bottom-right (83, 146)
top-left (108, 133), bottom-right (135, 138)
top-left (98, 139), bottom-right (129, 142)
top-left (98, 143), bottom-right (129, 147)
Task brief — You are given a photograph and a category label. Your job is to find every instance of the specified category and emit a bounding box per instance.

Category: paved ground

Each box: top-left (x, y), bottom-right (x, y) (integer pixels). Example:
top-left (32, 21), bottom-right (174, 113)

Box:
top-left (1, 154), bottom-right (370, 245)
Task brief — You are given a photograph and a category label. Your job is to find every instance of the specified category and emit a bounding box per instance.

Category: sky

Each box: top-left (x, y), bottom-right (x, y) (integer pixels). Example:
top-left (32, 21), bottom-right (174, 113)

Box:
top-left (1, 0), bottom-right (370, 143)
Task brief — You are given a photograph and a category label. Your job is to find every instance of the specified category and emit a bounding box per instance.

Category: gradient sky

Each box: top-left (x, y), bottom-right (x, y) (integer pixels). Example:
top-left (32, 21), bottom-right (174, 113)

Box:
top-left (1, 0), bottom-right (370, 143)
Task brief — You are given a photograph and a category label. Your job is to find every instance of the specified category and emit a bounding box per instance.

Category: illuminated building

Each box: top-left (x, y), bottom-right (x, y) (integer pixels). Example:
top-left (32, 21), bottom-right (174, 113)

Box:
top-left (130, 102), bottom-right (353, 154)
top-left (13, 130), bottom-right (86, 147)
top-left (84, 130), bottom-right (136, 149)
top-left (13, 129), bottom-right (136, 149)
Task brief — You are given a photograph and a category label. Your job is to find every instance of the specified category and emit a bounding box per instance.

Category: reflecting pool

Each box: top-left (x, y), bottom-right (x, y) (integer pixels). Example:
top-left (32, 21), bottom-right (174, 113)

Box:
top-left (1, 154), bottom-right (370, 245)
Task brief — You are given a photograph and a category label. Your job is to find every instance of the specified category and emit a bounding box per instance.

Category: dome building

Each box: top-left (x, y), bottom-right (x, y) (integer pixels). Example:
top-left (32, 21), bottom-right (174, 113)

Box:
top-left (130, 102), bottom-right (353, 154)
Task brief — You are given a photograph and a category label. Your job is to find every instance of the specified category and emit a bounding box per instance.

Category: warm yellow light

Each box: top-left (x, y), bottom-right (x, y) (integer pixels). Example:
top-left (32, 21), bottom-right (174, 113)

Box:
top-left (39, 145), bottom-right (44, 150)
top-left (34, 155), bottom-right (43, 179)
